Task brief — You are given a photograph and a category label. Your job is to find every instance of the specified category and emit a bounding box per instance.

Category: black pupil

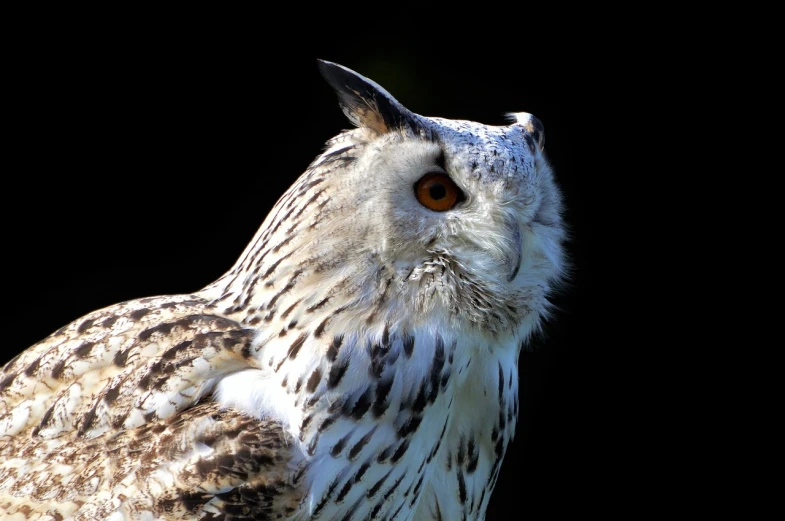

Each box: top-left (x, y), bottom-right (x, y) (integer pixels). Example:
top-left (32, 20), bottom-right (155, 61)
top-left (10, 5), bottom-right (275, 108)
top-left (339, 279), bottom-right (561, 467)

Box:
top-left (429, 183), bottom-right (447, 200)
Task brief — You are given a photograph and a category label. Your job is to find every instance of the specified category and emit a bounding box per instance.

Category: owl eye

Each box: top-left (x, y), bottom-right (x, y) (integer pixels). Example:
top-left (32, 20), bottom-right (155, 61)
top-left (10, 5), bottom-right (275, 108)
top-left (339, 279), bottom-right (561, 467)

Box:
top-left (414, 173), bottom-right (462, 212)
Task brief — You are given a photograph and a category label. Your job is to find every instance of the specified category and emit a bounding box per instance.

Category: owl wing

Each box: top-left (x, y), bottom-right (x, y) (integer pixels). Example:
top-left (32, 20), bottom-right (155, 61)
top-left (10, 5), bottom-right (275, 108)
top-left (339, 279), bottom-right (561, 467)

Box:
top-left (0, 294), bottom-right (302, 519)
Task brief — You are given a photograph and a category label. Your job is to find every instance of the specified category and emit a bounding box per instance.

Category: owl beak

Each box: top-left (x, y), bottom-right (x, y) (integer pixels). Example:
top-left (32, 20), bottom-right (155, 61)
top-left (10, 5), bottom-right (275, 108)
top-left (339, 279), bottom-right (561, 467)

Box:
top-left (506, 221), bottom-right (523, 282)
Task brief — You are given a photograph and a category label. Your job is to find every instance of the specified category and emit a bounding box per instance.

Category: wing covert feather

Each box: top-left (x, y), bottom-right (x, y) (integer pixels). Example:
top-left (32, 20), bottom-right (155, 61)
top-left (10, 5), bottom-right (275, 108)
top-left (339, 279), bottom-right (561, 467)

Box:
top-left (1, 294), bottom-right (300, 519)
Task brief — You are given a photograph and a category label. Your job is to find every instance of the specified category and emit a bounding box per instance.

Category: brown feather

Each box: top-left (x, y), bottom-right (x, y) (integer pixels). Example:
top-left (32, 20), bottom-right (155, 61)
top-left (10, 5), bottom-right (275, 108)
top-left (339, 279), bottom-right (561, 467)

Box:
top-left (1, 295), bottom-right (300, 519)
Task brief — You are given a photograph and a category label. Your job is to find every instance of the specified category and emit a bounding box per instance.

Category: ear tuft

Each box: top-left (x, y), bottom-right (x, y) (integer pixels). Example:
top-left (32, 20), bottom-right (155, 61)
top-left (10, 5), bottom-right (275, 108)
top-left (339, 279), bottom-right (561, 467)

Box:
top-left (318, 60), bottom-right (423, 135)
top-left (507, 112), bottom-right (545, 151)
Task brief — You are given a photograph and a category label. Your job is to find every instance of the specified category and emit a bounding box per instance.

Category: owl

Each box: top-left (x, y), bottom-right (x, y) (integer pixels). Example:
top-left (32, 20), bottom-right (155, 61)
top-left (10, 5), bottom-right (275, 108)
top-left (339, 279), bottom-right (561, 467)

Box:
top-left (0, 60), bottom-right (565, 520)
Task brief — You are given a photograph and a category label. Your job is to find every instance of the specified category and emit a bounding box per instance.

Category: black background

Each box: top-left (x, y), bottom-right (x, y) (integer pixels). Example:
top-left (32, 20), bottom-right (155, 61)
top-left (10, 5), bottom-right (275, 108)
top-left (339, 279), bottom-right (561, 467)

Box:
top-left (2, 17), bottom-right (654, 519)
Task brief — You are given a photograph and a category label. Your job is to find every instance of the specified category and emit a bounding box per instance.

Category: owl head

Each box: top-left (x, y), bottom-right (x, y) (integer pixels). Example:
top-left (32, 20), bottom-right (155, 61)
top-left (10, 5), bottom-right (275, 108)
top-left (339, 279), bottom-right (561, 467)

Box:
top-left (225, 61), bottom-right (565, 340)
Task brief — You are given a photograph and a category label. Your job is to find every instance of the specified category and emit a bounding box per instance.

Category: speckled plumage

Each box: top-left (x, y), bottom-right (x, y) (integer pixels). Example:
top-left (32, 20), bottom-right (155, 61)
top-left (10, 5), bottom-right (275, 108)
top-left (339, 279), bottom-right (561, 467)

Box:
top-left (1, 61), bottom-right (565, 520)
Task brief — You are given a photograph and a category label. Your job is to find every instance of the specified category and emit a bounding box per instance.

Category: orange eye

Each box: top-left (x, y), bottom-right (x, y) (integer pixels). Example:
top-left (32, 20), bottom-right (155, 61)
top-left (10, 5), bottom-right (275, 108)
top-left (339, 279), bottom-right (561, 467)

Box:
top-left (415, 173), bottom-right (461, 212)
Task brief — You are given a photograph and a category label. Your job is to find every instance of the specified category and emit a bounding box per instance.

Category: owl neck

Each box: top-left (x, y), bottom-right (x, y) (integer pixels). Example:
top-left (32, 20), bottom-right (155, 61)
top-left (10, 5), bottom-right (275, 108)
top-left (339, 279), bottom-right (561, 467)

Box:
top-left (198, 134), bottom-right (370, 321)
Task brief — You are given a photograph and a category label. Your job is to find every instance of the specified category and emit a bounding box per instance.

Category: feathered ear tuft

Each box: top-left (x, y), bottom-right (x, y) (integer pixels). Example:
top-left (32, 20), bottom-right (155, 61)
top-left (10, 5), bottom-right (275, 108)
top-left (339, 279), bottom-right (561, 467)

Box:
top-left (317, 60), bottom-right (424, 135)
top-left (507, 112), bottom-right (545, 151)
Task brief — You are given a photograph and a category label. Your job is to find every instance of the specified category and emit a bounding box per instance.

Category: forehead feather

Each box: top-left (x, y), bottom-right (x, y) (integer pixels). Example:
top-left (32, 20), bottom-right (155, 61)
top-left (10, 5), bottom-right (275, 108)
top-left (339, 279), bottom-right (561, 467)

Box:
top-left (426, 117), bottom-right (537, 186)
